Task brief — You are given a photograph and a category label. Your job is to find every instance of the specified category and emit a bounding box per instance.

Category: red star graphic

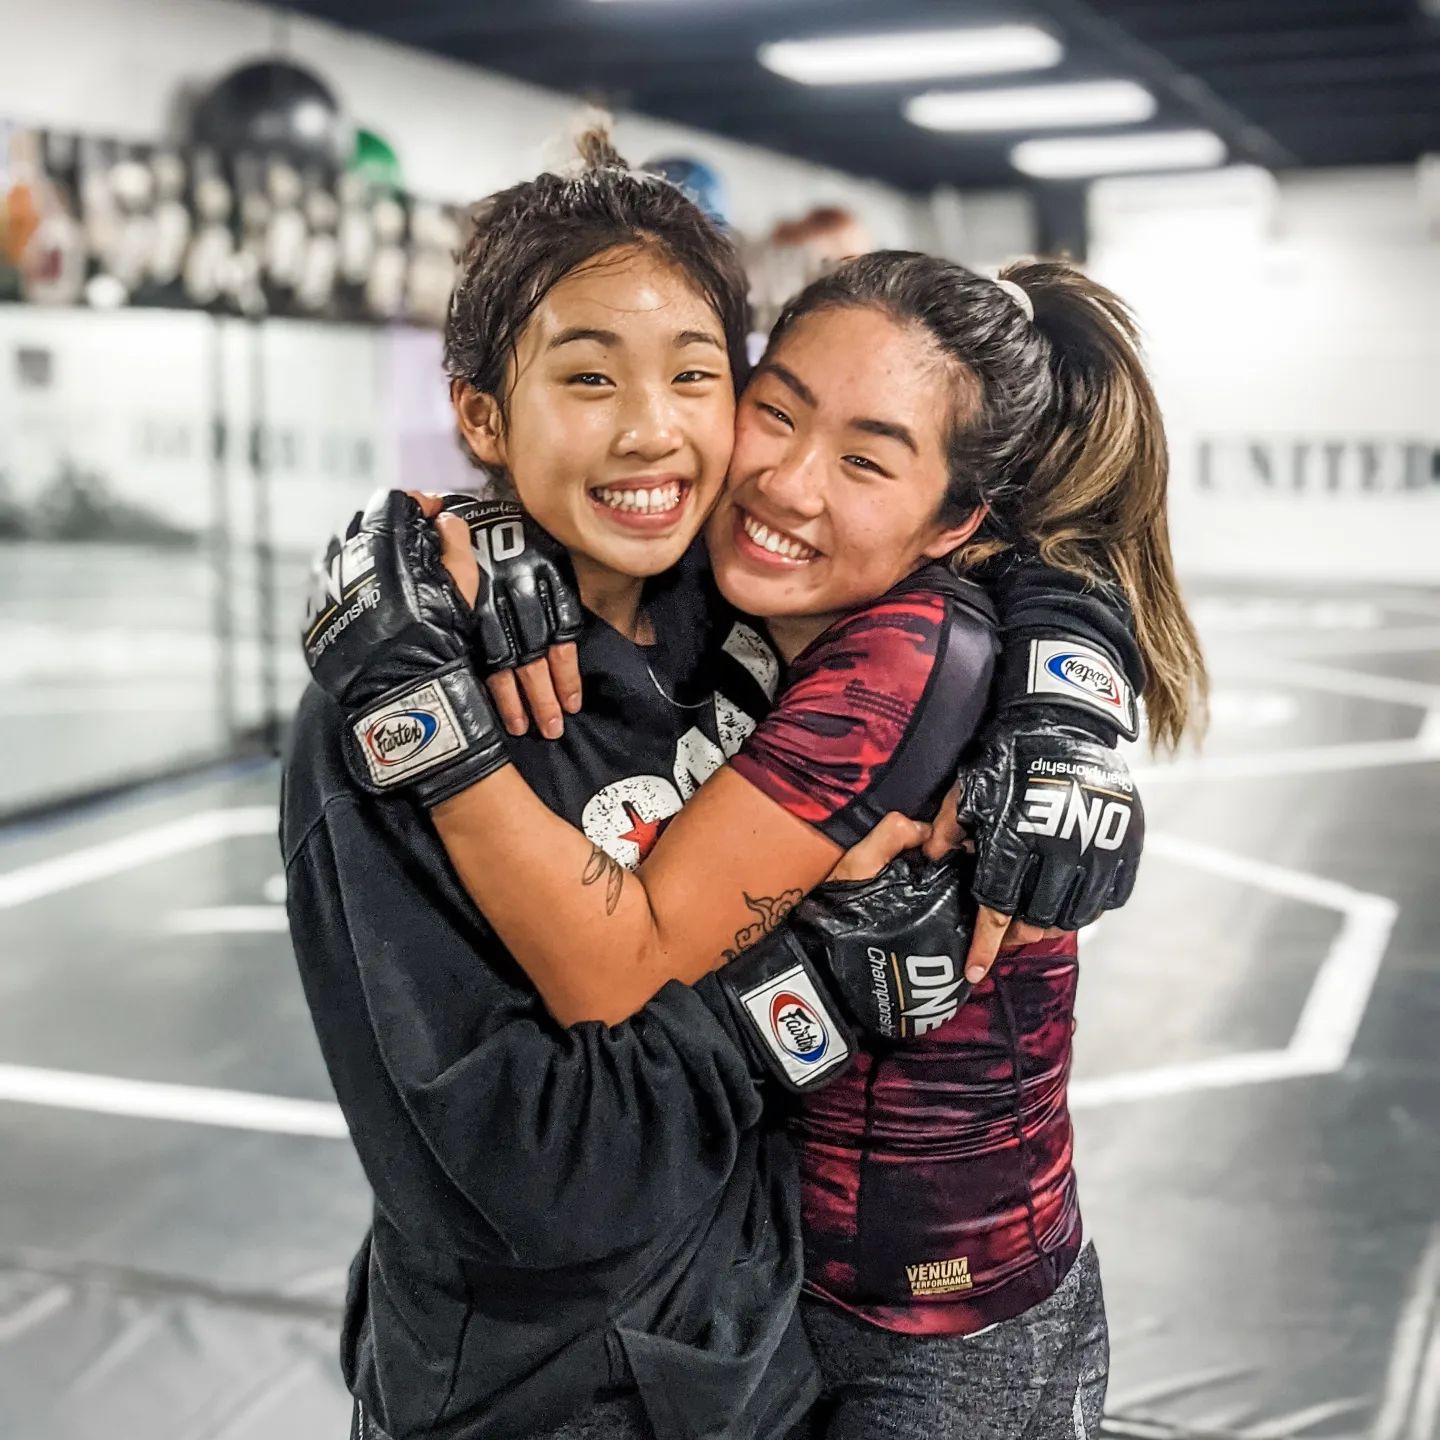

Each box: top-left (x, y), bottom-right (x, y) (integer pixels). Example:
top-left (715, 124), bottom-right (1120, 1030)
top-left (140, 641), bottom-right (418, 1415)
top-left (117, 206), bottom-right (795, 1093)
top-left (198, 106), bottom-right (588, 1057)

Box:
top-left (619, 800), bottom-right (668, 861)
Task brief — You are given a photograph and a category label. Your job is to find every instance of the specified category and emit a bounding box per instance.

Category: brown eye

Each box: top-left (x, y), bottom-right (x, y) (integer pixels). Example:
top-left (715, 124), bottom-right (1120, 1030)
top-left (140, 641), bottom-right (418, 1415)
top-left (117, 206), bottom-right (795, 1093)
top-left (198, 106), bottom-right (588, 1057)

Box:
top-left (843, 454), bottom-right (888, 477)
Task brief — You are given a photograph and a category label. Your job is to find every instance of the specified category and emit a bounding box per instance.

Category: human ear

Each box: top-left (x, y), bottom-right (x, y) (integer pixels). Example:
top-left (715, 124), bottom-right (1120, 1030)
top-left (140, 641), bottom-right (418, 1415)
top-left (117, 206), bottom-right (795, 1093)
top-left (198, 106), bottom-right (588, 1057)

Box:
top-left (922, 504), bottom-right (988, 560)
top-left (452, 380), bottom-right (507, 470)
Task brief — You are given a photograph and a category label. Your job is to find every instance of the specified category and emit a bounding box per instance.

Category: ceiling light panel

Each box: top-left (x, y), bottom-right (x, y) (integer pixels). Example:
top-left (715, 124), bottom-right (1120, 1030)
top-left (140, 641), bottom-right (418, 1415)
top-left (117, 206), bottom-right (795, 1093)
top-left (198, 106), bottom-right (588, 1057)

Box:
top-left (1012, 129), bottom-right (1226, 179)
top-left (759, 25), bottom-right (1063, 86)
top-left (907, 79), bottom-right (1156, 133)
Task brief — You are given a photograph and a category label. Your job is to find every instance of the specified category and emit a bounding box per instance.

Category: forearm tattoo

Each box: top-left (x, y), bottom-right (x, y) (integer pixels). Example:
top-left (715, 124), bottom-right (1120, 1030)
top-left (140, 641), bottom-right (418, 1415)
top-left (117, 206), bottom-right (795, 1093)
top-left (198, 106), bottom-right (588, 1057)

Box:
top-left (723, 889), bottom-right (802, 963)
top-left (581, 843), bottom-right (626, 917)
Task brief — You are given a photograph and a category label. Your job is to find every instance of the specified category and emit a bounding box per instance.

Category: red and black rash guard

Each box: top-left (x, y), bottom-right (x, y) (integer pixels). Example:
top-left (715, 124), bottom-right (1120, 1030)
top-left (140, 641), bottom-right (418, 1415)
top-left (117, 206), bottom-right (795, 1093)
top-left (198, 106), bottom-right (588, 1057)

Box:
top-left (729, 564), bottom-right (1084, 1337)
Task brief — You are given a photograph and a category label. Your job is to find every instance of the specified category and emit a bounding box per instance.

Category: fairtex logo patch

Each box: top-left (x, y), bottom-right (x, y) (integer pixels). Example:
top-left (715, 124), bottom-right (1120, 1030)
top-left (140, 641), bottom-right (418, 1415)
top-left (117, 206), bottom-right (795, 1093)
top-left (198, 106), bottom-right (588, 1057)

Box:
top-left (769, 992), bottom-right (830, 1064)
top-left (365, 711), bottom-right (440, 766)
top-left (1045, 652), bottom-right (1122, 709)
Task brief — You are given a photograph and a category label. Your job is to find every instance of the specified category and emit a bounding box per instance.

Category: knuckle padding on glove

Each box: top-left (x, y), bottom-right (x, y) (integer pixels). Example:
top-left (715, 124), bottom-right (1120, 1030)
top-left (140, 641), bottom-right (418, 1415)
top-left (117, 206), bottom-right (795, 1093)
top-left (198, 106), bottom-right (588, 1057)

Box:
top-left (956, 717), bottom-right (1144, 927)
top-left (792, 857), bottom-right (977, 1044)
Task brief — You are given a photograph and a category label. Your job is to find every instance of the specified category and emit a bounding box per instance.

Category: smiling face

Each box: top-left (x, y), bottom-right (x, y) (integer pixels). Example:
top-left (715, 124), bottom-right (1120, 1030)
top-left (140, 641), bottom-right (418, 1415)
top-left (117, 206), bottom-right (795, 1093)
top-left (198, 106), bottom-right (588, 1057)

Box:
top-left (706, 304), bottom-right (986, 650)
top-left (454, 245), bottom-right (737, 587)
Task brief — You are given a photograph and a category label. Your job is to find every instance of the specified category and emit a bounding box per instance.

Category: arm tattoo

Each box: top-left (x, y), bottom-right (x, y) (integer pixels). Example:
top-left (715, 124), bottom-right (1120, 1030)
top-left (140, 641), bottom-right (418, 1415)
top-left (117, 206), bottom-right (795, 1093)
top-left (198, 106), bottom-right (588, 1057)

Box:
top-left (581, 843), bottom-right (625, 917)
top-left (722, 889), bottom-right (803, 963)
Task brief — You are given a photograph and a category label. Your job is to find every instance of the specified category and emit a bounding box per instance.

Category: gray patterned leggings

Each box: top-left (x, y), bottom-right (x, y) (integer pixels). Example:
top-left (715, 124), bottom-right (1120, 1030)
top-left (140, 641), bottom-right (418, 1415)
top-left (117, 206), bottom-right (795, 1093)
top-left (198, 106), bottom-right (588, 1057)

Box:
top-left (791, 1243), bottom-right (1109, 1440)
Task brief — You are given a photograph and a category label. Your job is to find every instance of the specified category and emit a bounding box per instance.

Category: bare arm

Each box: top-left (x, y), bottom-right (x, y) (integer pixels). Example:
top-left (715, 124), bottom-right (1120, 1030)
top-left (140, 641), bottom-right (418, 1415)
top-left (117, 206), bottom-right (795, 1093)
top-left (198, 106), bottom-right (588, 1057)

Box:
top-left (432, 761), bottom-right (852, 1026)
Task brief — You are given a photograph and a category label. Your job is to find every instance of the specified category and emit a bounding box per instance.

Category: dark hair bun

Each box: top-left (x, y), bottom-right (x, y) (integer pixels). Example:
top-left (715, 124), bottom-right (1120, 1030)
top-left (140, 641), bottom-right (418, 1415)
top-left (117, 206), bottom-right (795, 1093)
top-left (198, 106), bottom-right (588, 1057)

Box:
top-left (576, 126), bottom-right (627, 173)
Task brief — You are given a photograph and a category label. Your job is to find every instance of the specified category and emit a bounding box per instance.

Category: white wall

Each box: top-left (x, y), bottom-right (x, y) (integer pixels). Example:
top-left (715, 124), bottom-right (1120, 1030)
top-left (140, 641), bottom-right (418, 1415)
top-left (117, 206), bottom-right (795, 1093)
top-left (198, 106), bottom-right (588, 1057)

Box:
top-left (0, 0), bottom-right (926, 246)
top-left (1089, 165), bottom-right (1440, 584)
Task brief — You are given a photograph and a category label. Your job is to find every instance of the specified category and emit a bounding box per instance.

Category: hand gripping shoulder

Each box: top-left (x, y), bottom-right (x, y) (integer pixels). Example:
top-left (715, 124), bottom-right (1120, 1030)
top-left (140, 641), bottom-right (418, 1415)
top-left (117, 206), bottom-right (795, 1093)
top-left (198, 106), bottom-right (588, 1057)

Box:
top-left (438, 494), bottom-right (585, 670)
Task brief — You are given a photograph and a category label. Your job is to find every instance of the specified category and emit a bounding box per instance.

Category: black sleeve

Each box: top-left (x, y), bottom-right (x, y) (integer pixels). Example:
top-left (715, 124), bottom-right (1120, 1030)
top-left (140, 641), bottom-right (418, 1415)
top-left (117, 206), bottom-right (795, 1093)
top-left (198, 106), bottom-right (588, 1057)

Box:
top-left (980, 552), bottom-right (1145, 691)
top-left (286, 796), bottom-right (766, 1268)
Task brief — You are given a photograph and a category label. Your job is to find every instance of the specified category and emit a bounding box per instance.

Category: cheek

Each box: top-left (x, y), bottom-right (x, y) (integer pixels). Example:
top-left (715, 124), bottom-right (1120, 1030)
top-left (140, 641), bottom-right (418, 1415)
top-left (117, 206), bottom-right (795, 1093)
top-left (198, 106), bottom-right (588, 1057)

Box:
top-left (692, 393), bottom-right (737, 480)
top-left (728, 408), bottom-right (779, 476)
top-left (830, 491), bottom-right (931, 578)
top-left (506, 393), bottom-right (607, 498)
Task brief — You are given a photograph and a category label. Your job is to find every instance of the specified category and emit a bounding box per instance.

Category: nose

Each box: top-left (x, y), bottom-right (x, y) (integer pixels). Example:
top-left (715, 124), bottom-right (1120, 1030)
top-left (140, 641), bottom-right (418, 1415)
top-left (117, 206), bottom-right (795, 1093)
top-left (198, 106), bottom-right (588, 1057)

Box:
top-left (612, 382), bottom-right (683, 464)
top-left (754, 439), bottom-right (825, 519)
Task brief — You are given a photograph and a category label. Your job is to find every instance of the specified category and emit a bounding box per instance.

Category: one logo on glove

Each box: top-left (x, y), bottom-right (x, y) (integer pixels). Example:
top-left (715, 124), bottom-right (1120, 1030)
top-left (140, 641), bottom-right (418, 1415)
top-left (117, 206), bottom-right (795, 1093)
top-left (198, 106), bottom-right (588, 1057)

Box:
top-left (1016, 777), bottom-right (1132, 853)
top-left (304, 536), bottom-right (378, 647)
top-left (769, 991), bottom-right (831, 1064)
top-left (1026, 639), bottom-right (1136, 732)
top-left (363, 710), bottom-right (440, 767)
top-left (351, 681), bottom-right (466, 789)
top-left (868, 949), bottom-right (966, 1038)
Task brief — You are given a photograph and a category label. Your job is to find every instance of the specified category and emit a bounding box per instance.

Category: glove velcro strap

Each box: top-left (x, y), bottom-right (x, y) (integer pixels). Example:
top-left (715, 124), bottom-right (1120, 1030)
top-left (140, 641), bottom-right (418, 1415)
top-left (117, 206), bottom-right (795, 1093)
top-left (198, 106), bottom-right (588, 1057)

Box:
top-left (719, 928), bottom-right (854, 1094)
top-left (997, 636), bottom-right (1139, 742)
top-left (344, 662), bottom-right (495, 796)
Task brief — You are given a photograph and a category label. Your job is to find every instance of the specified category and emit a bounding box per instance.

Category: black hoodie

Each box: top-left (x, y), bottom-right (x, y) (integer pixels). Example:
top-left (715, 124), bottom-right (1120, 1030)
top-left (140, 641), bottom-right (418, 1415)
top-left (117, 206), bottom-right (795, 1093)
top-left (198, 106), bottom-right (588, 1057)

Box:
top-left (281, 557), bottom-right (812, 1440)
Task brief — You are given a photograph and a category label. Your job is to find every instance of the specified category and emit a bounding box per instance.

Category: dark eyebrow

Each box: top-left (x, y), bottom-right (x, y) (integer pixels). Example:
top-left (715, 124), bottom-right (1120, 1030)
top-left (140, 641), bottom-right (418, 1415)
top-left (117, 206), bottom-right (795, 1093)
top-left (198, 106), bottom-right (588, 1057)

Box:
top-left (762, 361), bottom-right (918, 455)
top-left (675, 329), bottom-right (725, 351)
top-left (547, 327), bottom-right (620, 350)
top-left (851, 417), bottom-right (919, 455)
top-left (757, 362), bottom-right (817, 408)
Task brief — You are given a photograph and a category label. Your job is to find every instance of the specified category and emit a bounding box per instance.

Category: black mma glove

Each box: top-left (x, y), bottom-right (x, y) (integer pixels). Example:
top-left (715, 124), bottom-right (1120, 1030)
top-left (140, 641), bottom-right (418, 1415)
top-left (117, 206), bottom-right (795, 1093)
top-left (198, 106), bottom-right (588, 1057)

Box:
top-left (717, 857), bottom-right (976, 1089)
top-left (958, 555), bottom-right (1147, 929)
top-left (795, 855), bottom-right (975, 1040)
top-left (300, 490), bottom-right (510, 807)
top-left (957, 713), bottom-right (1143, 930)
top-left (437, 495), bottom-right (584, 671)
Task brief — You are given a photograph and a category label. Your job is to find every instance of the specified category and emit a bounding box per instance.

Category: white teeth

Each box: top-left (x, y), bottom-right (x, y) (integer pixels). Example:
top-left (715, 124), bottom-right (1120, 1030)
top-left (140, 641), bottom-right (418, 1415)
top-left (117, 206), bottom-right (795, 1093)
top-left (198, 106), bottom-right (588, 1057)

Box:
top-left (741, 512), bottom-right (817, 562)
top-left (593, 483), bottom-right (682, 514)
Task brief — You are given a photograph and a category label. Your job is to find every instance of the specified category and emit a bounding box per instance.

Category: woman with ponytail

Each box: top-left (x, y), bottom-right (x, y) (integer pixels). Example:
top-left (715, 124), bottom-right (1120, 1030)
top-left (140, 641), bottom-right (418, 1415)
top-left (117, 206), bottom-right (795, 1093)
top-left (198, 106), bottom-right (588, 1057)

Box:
top-left (768, 257), bottom-right (1206, 1440)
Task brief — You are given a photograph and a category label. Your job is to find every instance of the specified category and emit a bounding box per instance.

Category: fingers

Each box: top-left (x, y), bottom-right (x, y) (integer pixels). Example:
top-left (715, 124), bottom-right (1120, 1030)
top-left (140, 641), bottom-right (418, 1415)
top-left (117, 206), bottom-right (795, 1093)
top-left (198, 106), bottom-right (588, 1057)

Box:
top-left (1016, 857), bottom-right (1082, 930)
top-left (547, 642), bottom-right (583, 715)
top-left (486, 671), bottom-right (529, 737)
top-left (964, 905), bottom-right (1012, 985)
top-left (998, 917), bottom-right (1048, 952)
top-left (406, 490), bottom-right (444, 519)
top-left (829, 812), bottom-right (931, 884)
top-left (922, 778), bottom-right (966, 861)
top-left (434, 512), bottom-right (481, 606)
top-left (517, 657), bottom-right (566, 740)
top-left (1062, 862), bottom-right (1117, 930)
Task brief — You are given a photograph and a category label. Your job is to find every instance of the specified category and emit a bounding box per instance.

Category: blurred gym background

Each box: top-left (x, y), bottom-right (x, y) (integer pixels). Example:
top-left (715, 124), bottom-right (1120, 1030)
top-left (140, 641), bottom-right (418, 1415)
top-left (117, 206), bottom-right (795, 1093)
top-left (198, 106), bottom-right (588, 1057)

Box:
top-left (1, 2), bottom-right (1437, 1438)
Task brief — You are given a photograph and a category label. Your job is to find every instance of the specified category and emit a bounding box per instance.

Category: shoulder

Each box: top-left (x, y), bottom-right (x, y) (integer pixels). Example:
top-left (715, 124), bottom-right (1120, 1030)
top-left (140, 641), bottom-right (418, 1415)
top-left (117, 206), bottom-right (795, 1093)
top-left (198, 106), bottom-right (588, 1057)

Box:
top-left (791, 565), bottom-right (997, 699)
top-left (281, 684), bottom-right (356, 859)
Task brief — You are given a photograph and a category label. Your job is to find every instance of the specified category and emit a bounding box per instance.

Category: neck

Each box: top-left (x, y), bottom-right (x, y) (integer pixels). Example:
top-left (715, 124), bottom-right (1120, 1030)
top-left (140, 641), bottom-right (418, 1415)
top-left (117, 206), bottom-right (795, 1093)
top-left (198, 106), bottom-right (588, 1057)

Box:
top-left (765, 612), bottom-right (838, 663)
top-left (573, 554), bottom-right (648, 642)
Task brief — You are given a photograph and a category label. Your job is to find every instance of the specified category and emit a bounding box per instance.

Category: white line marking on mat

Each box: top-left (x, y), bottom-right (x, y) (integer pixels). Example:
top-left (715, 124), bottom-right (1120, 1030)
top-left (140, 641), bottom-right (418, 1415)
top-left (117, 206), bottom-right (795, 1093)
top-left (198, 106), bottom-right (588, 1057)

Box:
top-left (163, 906), bottom-right (289, 935)
top-left (1373, 1223), bottom-right (1440, 1440)
top-left (0, 1065), bottom-right (346, 1137)
top-left (0, 809), bottom-right (279, 911)
top-left (1073, 834), bottom-right (1396, 1108)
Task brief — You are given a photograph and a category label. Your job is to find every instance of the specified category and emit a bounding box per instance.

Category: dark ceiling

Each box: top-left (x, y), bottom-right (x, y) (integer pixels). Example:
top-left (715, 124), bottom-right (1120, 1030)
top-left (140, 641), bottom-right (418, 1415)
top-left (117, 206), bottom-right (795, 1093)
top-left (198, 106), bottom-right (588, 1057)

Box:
top-left (278, 0), bottom-right (1440, 192)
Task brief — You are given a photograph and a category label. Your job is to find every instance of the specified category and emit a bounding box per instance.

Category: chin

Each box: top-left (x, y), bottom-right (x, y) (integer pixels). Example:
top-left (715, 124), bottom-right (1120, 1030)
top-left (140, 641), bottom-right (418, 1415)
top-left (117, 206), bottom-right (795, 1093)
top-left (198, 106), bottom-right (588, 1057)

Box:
top-left (710, 554), bottom-right (804, 618)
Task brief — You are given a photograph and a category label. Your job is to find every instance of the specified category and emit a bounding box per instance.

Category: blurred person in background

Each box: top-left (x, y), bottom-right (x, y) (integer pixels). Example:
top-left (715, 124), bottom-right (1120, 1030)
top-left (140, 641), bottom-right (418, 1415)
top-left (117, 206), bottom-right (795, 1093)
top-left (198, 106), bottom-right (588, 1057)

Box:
top-left (287, 135), bottom-right (1191, 1440)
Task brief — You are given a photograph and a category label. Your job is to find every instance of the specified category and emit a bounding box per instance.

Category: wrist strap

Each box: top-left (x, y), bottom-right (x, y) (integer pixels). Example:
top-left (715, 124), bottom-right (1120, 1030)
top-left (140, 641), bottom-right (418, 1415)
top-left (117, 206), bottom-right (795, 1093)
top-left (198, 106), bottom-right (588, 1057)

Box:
top-left (997, 636), bottom-right (1139, 741)
top-left (345, 662), bottom-right (493, 794)
top-left (720, 928), bottom-right (854, 1093)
